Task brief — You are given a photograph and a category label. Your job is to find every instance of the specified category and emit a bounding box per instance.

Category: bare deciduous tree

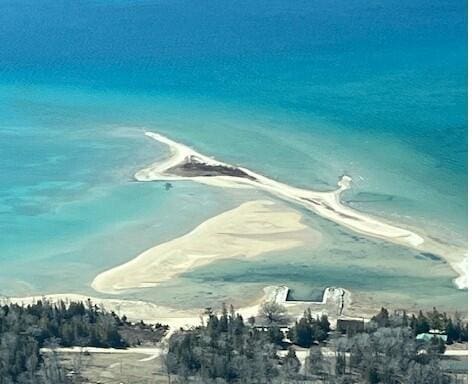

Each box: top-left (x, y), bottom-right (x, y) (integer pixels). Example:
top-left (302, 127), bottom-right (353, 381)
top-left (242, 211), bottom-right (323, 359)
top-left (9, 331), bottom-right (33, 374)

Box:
top-left (258, 301), bottom-right (289, 326)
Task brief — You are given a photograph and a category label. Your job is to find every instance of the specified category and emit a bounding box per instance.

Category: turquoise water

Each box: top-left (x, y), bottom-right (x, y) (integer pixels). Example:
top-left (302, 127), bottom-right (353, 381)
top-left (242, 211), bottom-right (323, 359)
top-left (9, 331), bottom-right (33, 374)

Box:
top-left (0, 0), bottom-right (467, 310)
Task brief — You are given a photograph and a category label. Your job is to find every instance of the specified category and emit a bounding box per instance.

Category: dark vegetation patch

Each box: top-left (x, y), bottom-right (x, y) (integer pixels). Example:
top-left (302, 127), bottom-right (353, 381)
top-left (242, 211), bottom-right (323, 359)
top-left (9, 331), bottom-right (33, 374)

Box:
top-left (169, 159), bottom-right (256, 180)
top-left (0, 299), bottom-right (168, 383)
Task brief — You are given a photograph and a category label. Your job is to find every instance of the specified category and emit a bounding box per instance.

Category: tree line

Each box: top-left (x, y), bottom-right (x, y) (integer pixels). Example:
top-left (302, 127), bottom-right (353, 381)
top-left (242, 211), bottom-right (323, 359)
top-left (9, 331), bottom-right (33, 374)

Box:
top-left (0, 299), bottom-right (167, 383)
top-left (370, 307), bottom-right (467, 343)
top-left (0, 297), bottom-right (466, 383)
top-left (164, 304), bottom-right (467, 383)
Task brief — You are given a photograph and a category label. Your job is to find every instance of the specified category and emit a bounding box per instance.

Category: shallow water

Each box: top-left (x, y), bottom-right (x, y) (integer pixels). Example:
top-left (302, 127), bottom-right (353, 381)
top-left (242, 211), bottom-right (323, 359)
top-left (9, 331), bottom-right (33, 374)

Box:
top-left (118, 206), bottom-right (466, 312)
top-left (0, 0), bottom-right (466, 312)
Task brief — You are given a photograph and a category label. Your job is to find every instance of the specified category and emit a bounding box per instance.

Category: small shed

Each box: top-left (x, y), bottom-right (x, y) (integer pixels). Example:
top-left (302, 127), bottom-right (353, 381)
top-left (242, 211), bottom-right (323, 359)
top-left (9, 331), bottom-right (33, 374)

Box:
top-left (336, 317), bottom-right (365, 335)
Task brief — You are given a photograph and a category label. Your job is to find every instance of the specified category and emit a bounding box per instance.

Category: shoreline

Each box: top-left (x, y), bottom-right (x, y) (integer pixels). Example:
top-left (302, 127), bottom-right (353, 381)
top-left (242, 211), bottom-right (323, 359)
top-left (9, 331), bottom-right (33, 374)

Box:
top-left (0, 286), bottom-right (353, 333)
top-left (135, 131), bottom-right (467, 289)
top-left (0, 293), bottom-right (203, 333)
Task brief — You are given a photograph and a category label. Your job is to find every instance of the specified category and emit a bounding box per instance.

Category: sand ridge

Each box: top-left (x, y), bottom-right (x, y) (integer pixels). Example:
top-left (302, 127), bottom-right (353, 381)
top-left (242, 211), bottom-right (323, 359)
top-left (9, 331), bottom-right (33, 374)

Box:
top-left (92, 200), bottom-right (318, 294)
top-left (134, 131), bottom-right (467, 289)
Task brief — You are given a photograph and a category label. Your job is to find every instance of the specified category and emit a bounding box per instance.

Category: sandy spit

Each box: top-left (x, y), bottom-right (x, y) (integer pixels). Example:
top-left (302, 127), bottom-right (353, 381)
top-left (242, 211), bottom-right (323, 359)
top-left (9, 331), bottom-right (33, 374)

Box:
top-left (134, 131), bottom-right (467, 289)
top-left (92, 200), bottom-right (318, 294)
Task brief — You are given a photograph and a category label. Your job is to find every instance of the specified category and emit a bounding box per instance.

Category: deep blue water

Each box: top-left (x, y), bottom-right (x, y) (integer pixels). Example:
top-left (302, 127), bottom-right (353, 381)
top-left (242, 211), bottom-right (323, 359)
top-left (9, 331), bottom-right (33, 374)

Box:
top-left (0, 0), bottom-right (467, 308)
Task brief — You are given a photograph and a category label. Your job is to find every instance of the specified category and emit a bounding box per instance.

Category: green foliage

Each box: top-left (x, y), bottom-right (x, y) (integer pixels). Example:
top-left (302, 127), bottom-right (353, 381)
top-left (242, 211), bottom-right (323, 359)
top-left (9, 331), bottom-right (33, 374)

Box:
top-left (335, 352), bottom-right (346, 376)
top-left (290, 309), bottom-right (330, 348)
top-left (267, 326), bottom-right (284, 346)
top-left (281, 347), bottom-right (300, 378)
top-left (341, 327), bottom-right (451, 384)
top-left (0, 300), bottom-right (126, 349)
top-left (291, 318), bottom-right (313, 347)
top-left (306, 345), bottom-right (325, 376)
top-left (416, 311), bottom-right (431, 335)
top-left (371, 307), bottom-right (467, 344)
top-left (167, 304), bottom-right (282, 383)
top-left (406, 360), bottom-right (452, 384)
top-left (166, 305), bottom-right (464, 383)
top-left (0, 299), bottom-right (166, 383)
top-left (444, 313), bottom-right (468, 344)
top-left (0, 332), bottom-right (41, 384)
top-left (371, 307), bottom-right (390, 327)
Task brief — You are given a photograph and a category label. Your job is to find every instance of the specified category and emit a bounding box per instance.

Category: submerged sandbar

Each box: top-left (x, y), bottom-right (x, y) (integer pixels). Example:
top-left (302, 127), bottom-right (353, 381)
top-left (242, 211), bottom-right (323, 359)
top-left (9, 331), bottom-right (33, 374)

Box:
top-left (134, 131), bottom-right (467, 289)
top-left (92, 200), bottom-right (319, 294)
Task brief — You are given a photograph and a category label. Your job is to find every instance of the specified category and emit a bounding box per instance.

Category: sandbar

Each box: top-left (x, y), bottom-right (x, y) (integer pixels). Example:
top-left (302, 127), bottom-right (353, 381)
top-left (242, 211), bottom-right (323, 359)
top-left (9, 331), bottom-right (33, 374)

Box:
top-left (135, 131), bottom-right (467, 288)
top-left (92, 200), bottom-right (318, 294)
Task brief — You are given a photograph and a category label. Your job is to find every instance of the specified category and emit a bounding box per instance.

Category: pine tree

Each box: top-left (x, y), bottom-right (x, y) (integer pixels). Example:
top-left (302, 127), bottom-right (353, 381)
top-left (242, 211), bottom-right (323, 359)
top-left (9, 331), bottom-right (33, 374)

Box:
top-left (306, 345), bottom-right (325, 376)
top-left (416, 311), bottom-right (430, 334)
top-left (292, 318), bottom-right (313, 347)
top-left (282, 347), bottom-right (301, 378)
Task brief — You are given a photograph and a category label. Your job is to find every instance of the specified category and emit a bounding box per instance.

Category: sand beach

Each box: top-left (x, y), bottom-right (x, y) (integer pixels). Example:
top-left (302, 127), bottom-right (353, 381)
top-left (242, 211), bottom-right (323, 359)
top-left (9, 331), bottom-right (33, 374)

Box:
top-left (134, 131), bottom-right (468, 289)
top-left (92, 200), bottom-right (319, 294)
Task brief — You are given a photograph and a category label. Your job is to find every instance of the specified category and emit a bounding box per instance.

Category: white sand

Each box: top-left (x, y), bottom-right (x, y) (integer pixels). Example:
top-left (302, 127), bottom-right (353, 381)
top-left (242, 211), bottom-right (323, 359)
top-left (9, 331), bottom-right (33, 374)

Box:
top-left (452, 254), bottom-right (468, 289)
top-left (92, 200), bottom-right (318, 294)
top-left (135, 131), bottom-right (467, 288)
top-left (136, 131), bottom-right (423, 247)
top-left (1, 293), bottom-right (203, 332)
top-left (0, 288), bottom-right (272, 333)
top-left (2, 286), bottom-right (349, 334)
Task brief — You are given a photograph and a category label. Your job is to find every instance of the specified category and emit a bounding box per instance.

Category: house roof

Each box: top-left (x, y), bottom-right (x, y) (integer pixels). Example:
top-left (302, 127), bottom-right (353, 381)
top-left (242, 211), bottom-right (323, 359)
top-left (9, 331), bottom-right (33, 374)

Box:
top-left (416, 333), bottom-right (447, 341)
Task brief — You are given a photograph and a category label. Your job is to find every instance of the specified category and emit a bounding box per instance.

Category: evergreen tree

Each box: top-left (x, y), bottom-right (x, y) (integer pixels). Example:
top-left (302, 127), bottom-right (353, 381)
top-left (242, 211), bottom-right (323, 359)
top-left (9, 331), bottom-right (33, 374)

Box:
top-left (416, 311), bottom-right (430, 334)
top-left (267, 326), bottom-right (284, 346)
top-left (291, 318), bottom-right (313, 347)
top-left (306, 345), bottom-right (325, 376)
top-left (371, 307), bottom-right (390, 327)
top-left (282, 347), bottom-right (301, 378)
